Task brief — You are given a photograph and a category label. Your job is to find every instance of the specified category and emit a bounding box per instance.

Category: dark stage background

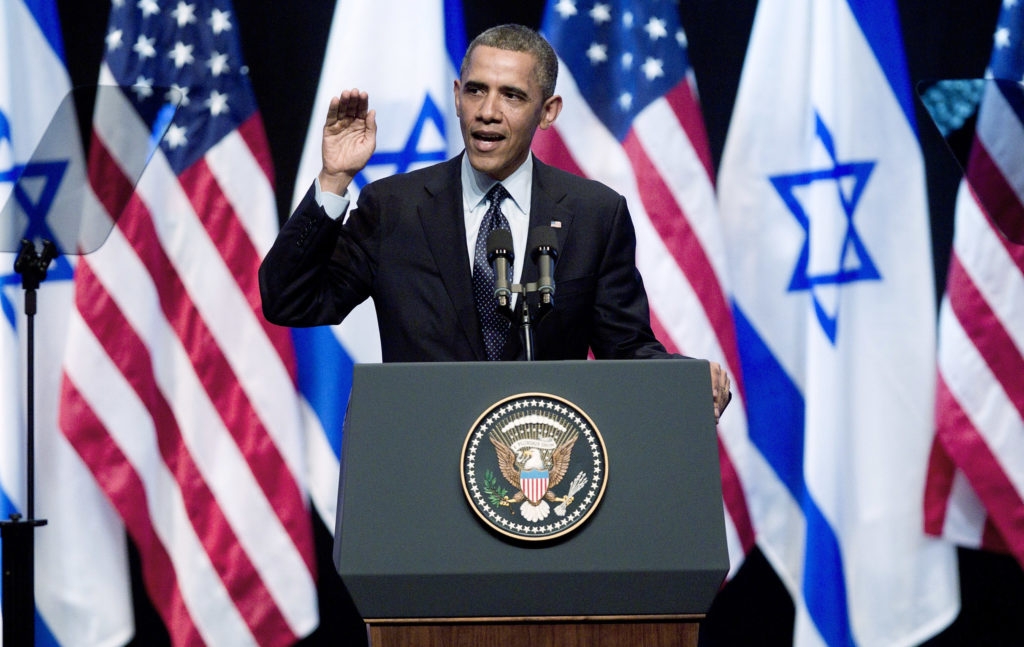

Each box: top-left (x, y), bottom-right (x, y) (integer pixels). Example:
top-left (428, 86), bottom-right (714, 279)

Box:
top-left (51, 1), bottom-right (1024, 644)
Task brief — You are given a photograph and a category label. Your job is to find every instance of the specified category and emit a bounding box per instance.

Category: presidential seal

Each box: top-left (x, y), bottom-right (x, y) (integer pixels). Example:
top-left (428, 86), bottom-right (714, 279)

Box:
top-left (461, 393), bottom-right (607, 541)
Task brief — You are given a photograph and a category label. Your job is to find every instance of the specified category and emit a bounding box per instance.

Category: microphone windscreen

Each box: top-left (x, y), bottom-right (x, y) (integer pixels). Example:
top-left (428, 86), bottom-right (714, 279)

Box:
top-left (528, 226), bottom-right (559, 259)
top-left (487, 228), bottom-right (515, 258)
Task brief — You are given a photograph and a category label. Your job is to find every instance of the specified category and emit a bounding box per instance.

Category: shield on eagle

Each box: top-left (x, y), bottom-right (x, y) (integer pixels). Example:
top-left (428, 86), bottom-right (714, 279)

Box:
top-left (520, 469), bottom-right (549, 505)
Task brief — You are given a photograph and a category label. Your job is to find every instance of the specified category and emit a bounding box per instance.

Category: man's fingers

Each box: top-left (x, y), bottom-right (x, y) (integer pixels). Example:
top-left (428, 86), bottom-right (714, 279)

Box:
top-left (709, 361), bottom-right (732, 423)
top-left (325, 89), bottom-right (370, 127)
top-left (339, 88), bottom-right (368, 118)
top-left (324, 95), bottom-right (341, 124)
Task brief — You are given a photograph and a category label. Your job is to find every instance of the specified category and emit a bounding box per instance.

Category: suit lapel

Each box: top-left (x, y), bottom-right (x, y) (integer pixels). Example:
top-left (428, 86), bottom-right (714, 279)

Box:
top-left (526, 159), bottom-right (574, 285)
top-left (419, 156), bottom-right (488, 359)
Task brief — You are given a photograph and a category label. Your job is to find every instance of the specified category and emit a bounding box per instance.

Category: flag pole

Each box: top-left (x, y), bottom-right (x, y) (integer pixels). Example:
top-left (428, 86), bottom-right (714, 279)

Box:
top-left (0, 239), bottom-right (54, 646)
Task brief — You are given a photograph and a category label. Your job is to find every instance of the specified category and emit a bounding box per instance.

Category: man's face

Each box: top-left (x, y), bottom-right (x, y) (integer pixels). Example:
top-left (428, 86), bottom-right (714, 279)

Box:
top-left (454, 45), bottom-right (562, 181)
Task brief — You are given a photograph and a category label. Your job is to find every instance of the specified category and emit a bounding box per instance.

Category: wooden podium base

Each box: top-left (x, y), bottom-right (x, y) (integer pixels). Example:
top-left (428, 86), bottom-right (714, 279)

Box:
top-left (366, 616), bottom-right (702, 647)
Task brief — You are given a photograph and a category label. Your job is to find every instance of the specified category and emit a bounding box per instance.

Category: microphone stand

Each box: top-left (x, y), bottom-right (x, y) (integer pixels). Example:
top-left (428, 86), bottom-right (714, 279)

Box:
top-left (492, 226), bottom-right (558, 362)
top-left (1, 239), bottom-right (55, 647)
top-left (515, 291), bottom-right (535, 361)
top-left (503, 278), bottom-right (554, 362)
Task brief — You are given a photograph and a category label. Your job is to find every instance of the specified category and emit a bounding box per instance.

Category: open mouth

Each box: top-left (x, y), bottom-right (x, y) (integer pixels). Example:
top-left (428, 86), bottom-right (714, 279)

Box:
top-left (473, 131), bottom-right (505, 148)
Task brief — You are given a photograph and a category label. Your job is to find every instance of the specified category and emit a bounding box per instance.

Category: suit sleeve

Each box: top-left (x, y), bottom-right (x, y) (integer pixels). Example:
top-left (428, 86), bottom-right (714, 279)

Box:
top-left (588, 194), bottom-right (677, 360)
top-left (258, 182), bottom-right (378, 327)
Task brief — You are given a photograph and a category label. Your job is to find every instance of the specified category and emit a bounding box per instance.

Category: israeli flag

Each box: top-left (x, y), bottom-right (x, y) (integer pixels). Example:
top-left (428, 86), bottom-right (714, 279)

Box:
top-left (1, 1), bottom-right (133, 644)
top-left (718, 0), bottom-right (959, 645)
top-left (290, 0), bottom-right (465, 529)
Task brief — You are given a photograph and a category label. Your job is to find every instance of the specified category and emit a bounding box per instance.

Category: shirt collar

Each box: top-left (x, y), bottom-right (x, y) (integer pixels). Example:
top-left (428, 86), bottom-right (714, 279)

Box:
top-left (461, 152), bottom-right (533, 215)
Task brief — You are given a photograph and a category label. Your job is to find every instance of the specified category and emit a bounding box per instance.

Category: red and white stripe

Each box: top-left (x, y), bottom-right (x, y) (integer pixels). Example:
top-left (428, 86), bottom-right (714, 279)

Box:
top-left (532, 62), bottom-right (755, 573)
top-left (522, 474), bottom-right (550, 505)
top-left (925, 81), bottom-right (1024, 566)
top-left (58, 66), bottom-right (318, 645)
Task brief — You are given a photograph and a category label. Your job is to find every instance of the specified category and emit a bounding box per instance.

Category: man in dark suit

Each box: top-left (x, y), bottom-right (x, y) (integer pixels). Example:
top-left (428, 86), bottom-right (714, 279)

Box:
top-left (259, 24), bottom-right (732, 419)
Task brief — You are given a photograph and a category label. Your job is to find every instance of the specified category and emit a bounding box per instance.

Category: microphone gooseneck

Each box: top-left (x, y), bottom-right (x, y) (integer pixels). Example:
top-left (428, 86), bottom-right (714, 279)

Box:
top-left (486, 228), bottom-right (515, 308)
top-left (528, 226), bottom-right (559, 306)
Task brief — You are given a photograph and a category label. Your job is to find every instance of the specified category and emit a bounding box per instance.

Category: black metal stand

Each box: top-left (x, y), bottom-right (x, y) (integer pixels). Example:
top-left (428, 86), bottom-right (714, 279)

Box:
top-left (1, 239), bottom-right (55, 646)
top-left (516, 295), bottom-right (535, 361)
top-left (501, 286), bottom-right (554, 362)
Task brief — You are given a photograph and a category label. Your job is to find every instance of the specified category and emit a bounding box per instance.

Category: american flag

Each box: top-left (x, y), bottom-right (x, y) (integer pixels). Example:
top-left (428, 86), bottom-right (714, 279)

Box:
top-left (532, 0), bottom-right (754, 571)
top-left (57, 0), bottom-right (318, 644)
top-left (925, 0), bottom-right (1024, 568)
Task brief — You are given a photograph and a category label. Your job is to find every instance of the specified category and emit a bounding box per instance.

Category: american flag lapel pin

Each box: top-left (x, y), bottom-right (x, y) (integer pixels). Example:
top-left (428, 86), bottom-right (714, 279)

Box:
top-left (550, 220), bottom-right (562, 229)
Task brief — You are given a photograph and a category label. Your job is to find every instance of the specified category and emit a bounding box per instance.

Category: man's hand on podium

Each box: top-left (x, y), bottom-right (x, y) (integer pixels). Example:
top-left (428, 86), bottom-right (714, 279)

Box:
top-left (709, 361), bottom-right (732, 423)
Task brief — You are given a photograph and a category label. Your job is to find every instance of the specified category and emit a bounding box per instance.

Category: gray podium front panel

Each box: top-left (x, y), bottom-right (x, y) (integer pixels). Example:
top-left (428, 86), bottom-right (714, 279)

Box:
top-left (333, 359), bottom-right (728, 619)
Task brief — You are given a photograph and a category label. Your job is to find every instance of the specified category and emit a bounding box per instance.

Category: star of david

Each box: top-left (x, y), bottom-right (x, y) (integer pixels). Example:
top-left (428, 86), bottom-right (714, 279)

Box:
top-left (769, 112), bottom-right (880, 344)
top-left (352, 93), bottom-right (449, 190)
top-left (1, 155), bottom-right (75, 329)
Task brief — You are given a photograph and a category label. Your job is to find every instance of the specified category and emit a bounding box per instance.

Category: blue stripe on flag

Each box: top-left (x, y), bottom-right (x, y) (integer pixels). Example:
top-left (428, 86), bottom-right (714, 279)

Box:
top-left (733, 305), bottom-right (804, 496)
top-left (846, 0), bottom-right (916, 130)
top-left (443, 0), bottom-right (466, 73)
top-left (35, 613), bottom-right (60, 647)
top-left (0, 284), bottom-right (15, 331)
top-left (0, 484), bottom-right (16, 520)
top-left (803, 503), bottom-right (855, 647)
top-left (733, 305), bottom-right (854, 646)
top-left (292, 327), bottom-right (353, 458)
top-left (21, 0), bottom-right (65, 60)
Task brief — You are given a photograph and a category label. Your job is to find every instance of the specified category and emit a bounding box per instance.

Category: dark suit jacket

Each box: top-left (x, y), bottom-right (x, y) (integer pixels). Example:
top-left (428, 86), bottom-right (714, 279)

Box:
top-left (259, 155), bottom-right (671, 362)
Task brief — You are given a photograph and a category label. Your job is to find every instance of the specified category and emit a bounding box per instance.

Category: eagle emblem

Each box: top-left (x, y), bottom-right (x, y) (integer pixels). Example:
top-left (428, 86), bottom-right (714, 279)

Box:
top-left (490, 416), bottom-right (579, 522)
top-left (461, 393), bottom-right (607, 541)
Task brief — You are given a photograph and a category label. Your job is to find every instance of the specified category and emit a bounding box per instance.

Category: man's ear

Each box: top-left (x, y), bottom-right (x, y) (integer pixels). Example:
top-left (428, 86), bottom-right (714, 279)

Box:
top-left (538, 94), bottom-right (563, 130)
top-left (453, 79), bottom-right (462, 118)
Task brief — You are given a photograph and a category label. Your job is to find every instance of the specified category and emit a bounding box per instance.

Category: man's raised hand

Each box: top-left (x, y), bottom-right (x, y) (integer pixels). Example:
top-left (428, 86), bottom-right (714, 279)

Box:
top-left (319, 88), bottom-right (377, 195)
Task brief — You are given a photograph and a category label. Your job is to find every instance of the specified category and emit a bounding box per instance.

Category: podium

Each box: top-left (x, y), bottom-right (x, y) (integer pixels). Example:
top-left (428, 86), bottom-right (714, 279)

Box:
top-left (335, 360), bottom-right (728, 646)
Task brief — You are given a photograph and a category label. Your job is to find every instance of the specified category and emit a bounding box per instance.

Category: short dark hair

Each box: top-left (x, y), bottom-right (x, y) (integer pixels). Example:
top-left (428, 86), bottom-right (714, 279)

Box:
top-left (460, 24), bottom-right (559, 100)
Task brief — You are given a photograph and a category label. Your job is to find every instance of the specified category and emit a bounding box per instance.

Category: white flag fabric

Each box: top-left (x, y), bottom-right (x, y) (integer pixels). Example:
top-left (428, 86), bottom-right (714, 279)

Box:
top-left (290, 0), bottom-right (465, 530)
top-left (531, 0), bottom-right (754, 574)
top-left (1, 1), bottom-right (134, 644)
top-left (718, 0), bottom-right (959, 645)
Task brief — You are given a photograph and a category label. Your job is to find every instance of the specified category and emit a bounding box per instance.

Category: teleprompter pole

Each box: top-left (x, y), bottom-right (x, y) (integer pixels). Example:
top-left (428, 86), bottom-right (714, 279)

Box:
top-left (1, 239), bottom-right (55, 646)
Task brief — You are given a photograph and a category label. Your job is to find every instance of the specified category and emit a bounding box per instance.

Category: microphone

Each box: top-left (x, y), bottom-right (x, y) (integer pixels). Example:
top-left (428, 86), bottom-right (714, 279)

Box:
top-left (528, 226), bottom-right (559, 305)
top-left (486, 228), bottom-right (515, 307)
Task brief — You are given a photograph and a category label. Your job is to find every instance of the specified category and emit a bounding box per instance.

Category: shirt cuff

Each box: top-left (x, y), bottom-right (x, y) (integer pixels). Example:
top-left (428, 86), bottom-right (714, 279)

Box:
top-left (314, 176), bottom-right (352, 221)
